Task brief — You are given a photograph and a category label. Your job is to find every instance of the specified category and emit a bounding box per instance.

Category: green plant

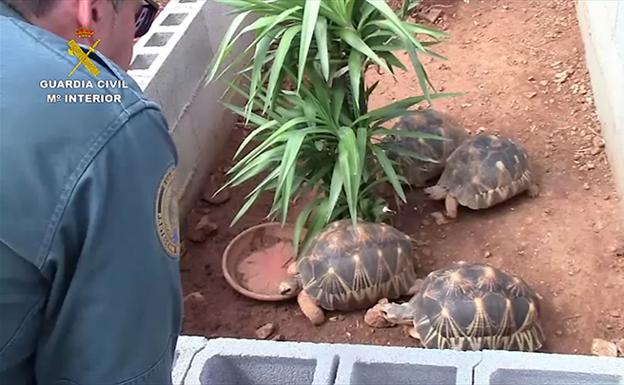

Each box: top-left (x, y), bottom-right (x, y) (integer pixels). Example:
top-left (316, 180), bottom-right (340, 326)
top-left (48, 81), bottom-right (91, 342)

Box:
top-left (206, 0), bottom-right (457, 256)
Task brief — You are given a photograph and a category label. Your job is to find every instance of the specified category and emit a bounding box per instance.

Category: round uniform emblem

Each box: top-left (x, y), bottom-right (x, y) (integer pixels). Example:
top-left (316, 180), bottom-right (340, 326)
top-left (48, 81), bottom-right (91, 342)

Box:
top-left (155, 165), bottom-right (180, 257)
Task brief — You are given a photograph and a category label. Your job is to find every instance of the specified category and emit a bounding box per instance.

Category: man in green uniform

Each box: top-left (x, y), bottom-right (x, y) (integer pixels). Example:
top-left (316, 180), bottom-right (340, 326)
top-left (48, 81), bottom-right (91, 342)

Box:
top-left (0, 1), bottom-right (182, 383)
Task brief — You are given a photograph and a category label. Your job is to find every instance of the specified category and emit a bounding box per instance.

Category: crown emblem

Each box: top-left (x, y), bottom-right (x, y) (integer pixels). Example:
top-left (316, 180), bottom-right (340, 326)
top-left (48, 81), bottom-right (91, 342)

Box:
top-left (75, 27), bottom-right (95, 39)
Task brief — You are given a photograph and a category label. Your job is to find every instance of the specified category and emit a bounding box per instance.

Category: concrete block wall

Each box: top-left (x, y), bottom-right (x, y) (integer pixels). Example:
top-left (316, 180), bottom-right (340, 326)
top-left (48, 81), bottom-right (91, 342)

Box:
top-left (576, 1), bottom-right (624, 204)
top-left (172, 337), bottom-right (624, 385)
top-left (128, 0), bottom-right (252, 221)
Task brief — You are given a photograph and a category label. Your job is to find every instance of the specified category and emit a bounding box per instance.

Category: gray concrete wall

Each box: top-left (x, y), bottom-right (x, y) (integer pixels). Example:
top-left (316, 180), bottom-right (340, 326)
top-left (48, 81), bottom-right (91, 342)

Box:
top-left (172, 336), bottom-right (624, 385)
top-left (576, 0), bottom-right (624, 202)
top-left (128, 0), bottom-right (251, 221)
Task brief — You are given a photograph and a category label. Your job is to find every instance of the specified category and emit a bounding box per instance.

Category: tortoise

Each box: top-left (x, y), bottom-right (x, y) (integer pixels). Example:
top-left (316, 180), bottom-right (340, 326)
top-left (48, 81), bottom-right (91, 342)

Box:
top-left (384, 109), bottom-right (468, 187)
top-left (423, 133), bottom-right (539, 219)
top-left (278, 219), bottom-right (421, 326)
top-left (364, 261), bottom-right (545, 352)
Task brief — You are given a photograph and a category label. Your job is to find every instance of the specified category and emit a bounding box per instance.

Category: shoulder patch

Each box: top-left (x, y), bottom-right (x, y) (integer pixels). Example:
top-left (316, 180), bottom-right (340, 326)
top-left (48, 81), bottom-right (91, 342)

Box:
top-left (155, 165), bottom-right (180, 258)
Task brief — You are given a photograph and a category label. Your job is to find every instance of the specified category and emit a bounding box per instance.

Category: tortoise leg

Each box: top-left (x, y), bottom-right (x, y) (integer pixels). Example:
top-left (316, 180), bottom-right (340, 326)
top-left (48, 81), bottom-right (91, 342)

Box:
top-left (297, 291), bottom-right (325, 326)
top-left (408, 326), bottom-right (421, 340)
top-left (445, 195), bottom-right (459, 219)
top-left (528, 183), bottom-right (540, 198)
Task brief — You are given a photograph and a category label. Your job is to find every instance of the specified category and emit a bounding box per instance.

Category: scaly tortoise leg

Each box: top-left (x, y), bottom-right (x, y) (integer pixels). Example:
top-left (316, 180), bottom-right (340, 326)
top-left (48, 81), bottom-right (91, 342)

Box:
top-left (297, 291), bottom-right (325, 326)
top-left (408, 327), bottom-right (421, 340)
top-left (528, 183), bottom-right (540, 198)
top-left (445, 195), bottom-right (459, 219)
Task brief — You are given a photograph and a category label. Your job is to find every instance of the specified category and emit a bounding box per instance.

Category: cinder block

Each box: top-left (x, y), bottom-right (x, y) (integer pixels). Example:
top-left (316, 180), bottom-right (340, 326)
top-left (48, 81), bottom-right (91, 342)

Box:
top-left (332, 342), bottom-right (480, 385)
top-left (182, 338), bottom-right (480, 385)
top-left (172, 336), bottom-right (208, 385)
top-left (183, 338), bottom-right (339, 385)
top-left (473, 349), bottom-right (624, 385)
top-left (181, 337), bottom-right (624, 385)
top-left (129, 0), bottom-right (208, 127)
top-left (128, 0), bottom-right (256, 220)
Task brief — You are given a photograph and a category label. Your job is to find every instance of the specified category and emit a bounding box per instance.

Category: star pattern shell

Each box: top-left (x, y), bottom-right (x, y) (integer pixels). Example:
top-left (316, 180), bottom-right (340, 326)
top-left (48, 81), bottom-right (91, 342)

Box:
top-left (436, 134), bottom-right (535, 209)
top-left (412, 261), bottom-right (545, 352)
top-left (296, 220), bottom-right (419, 311)
top-left (386, 109), bottom-right (468, 187)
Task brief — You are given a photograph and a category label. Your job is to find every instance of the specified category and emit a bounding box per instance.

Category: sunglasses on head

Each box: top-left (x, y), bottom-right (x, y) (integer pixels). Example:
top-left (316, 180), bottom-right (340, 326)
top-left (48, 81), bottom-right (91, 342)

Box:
top-left (135, 0), bottom-right (159, 38)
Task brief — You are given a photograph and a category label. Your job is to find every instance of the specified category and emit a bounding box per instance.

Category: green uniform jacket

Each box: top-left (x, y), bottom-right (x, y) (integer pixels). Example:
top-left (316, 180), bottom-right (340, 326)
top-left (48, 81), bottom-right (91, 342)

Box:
top-left (0, 3), bottom-right (182, 384)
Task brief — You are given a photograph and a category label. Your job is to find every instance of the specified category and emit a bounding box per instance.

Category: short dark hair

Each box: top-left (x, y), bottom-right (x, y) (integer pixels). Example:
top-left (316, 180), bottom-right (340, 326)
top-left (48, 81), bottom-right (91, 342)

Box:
top-left (1, 0), bottom-right (123, 17)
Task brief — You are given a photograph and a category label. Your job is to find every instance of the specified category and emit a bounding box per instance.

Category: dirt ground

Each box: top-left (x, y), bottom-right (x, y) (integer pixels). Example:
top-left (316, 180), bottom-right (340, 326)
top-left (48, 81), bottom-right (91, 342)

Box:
top-left (179, 0), bottom-right (624, 355)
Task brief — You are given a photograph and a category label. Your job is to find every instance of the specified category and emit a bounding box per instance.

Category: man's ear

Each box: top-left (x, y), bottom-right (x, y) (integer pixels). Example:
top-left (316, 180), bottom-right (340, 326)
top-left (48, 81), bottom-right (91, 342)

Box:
top-left (76, 0), bottom-right (106, 45)
top-left (76, 0), bottom-right (94, 28)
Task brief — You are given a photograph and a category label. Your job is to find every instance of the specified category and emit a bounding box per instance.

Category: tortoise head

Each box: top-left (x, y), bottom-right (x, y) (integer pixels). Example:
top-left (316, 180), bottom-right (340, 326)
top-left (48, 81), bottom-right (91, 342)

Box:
top-left (366, 298), bottom-right (415, 327)
top-left (278, 276), bottom-right (302, 296)
top-left (377, 300), bottom-right (416, 325)
top-left (278, 260), bottom-right (303, 296)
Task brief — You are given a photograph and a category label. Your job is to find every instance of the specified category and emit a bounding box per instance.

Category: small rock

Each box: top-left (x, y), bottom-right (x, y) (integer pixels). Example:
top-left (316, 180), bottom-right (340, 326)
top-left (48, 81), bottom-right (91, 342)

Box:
top-left (525, 91), bottom-right (538, 99)
top-left (183, 292), bottom-right (205, 311)
top-left (202, 190), bottom-right (231, 205)
top-left (583, 182), bottom-right (590, 190)
top-left (555, 330), bottom-right (563, 337)
top-left (422, 7), bottom-right (443, 23)
top-left (591, 338), bottom-right (618, 357)
top-left (484, 251), bottom-right (492, 258)
top-left (609, 310), bottom-right (621, 318)
top-left (476, 126), bottom-right (486, 134)
top-left (528, 75), bottom-right (535, 81)
top-left (431, 211), bottom-right (449, 225)
top-left (592, 136), bottom-right (605, 148)
top-left (543, 208), bottom-right (553, 215)
top-left (187, 216), bottom-right (218, 243)
top-left (255, 323), bottom-right (276, 339)
top-left (590, 146), bottom-right (602, 155)
top-left (554, 70), bottom-right (571, 84)
top-left (539, 80), bottom-right (549, 87)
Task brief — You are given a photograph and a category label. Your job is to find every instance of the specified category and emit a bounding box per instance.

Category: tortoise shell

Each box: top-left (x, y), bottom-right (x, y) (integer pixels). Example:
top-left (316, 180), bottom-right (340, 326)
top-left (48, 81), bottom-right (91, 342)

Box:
top-left (296, 220), bottom-right (419, 312)
top-left (435, 134), bottom-right (536, 209)
top-left (411, 261), bottom-right (545, 351)
top-left (387, 109), bottom-right (468, 187)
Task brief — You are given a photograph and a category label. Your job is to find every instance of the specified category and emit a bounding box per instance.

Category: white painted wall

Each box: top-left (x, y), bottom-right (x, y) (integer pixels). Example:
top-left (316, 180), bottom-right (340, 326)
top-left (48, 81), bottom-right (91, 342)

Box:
top-left (128, 0), bottom-right (251, 222)
top-left (576, 0), bottom-right (624, 201)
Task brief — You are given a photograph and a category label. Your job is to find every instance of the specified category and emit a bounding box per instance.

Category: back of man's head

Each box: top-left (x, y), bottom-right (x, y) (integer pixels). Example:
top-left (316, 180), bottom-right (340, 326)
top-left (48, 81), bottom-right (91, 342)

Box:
top-left (1, 0), bottom-right (137, 71)
top-left (1, 0), bottom-right (123, 17)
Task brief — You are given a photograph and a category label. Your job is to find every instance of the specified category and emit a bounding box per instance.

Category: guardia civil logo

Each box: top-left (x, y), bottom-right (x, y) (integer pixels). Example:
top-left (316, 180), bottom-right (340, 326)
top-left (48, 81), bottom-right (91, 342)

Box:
top-left (67, 27), bottom-right (100, 78)
top-left (155, 166), bottom-right (180, 258)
